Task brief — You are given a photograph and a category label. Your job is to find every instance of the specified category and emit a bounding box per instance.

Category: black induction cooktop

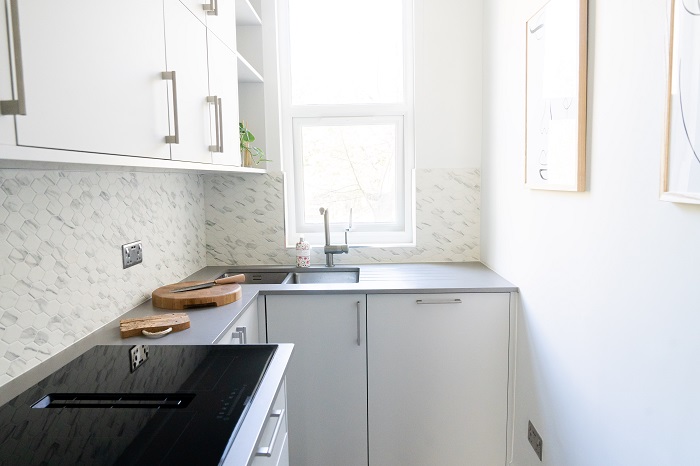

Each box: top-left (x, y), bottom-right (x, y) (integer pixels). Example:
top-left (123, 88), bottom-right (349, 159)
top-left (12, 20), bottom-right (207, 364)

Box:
top-left (0, 344), bottom-right (277, 466)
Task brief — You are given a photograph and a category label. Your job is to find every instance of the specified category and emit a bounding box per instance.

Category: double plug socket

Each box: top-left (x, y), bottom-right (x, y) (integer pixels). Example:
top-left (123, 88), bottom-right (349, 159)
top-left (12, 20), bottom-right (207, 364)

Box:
top-left (122, 240), bottom-right (143, 269)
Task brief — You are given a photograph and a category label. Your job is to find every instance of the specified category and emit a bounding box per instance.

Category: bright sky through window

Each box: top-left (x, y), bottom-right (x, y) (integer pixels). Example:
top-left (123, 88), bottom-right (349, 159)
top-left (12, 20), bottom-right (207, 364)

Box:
top-left (288, 0), bottom-right (404, 105)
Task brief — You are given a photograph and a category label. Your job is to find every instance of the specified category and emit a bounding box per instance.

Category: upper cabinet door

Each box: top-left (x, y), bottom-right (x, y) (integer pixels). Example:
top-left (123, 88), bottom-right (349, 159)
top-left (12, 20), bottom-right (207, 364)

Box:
top-left (180, 0), bottom-right (237, 51)
top-left (204, 0), bottom-right (237, 51)
top-left (164, 0), bottom-right (212, 163)
top-left (207, 31), bottom-right (241, 166)
top-left (0, 0), bottom-right (17, 145)
top-left (13, 0), bottom-right (170, 159)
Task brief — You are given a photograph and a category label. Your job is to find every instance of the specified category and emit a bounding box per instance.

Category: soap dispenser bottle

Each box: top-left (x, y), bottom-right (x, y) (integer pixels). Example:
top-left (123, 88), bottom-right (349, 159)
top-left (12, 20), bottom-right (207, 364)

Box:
top-left (296, 237), bottom-right (311, 267)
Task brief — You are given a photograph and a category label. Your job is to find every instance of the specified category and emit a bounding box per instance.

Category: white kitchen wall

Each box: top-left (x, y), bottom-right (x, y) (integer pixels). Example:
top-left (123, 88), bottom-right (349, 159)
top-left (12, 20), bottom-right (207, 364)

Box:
top-left (0, 170), bottom-right (206, 387)
top-left (205, 168), bottom-right (480, 265)
top-left (414, 0), bottom-right (482, 169)
top-left (481, 1), bottom-right (700, 465)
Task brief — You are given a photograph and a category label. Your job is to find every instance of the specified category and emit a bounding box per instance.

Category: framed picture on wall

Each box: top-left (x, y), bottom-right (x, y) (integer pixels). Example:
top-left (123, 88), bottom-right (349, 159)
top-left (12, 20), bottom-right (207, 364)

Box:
top-left (525, 0), bottom-right (588, 191)
top-left (662, 0), bottom-right (700, 204)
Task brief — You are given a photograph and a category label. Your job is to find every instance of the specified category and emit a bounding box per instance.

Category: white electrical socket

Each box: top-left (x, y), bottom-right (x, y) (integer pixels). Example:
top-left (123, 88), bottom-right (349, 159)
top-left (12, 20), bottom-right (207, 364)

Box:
top-left (129, 345), bottom-right (149, 372)
top-left (122, 240), bottom-right (143, 269)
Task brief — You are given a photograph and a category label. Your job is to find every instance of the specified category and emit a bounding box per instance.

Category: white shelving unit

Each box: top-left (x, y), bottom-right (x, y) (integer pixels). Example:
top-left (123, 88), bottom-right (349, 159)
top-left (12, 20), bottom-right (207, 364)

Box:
top-left (235, 0), bottom-right (268, 165)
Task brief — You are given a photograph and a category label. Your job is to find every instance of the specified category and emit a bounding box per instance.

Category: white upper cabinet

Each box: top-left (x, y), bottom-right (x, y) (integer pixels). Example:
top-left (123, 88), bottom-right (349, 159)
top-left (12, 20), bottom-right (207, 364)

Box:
top-left (163, 0), bottom-right (212, 163)
top-left (0, 0), bottom-right (17, 145)
top-left (181, 0), bottom-right (237, 51)
top-left (207, 31), bottom-right (241, 166)
top-left (0, 0), bottom-right (278, 171)
top-left (203, 0), bottom-right (237, 52)
top-left (12, 0), bottom-right (171, 159)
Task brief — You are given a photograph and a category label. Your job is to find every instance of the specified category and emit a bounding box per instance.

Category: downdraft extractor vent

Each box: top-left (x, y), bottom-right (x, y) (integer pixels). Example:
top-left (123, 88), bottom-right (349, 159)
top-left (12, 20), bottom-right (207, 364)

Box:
top-left (31, 393), bottom-right (195, 409)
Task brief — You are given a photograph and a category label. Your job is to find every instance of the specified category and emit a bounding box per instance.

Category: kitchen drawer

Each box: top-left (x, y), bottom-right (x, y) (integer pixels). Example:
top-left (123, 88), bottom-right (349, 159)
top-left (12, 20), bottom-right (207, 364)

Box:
top-left (251, 380), bottom-right (288, 466)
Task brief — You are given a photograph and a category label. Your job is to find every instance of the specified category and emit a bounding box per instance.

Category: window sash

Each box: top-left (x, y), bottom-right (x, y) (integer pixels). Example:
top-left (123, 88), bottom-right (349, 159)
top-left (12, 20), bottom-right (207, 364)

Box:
top-left (291, 115), bottom-right (406, 228)
top-left (278, 0), bottom-right (415, 248)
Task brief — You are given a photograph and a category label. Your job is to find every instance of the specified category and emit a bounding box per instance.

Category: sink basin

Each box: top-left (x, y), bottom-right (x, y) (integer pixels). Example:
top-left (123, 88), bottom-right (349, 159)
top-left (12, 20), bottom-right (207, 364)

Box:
top-left (218, 270), bottom-right (290, 285)
top-left (283, 268), bottom-right (360, 284)
top-left (218, 267), bottom-right (360, 285)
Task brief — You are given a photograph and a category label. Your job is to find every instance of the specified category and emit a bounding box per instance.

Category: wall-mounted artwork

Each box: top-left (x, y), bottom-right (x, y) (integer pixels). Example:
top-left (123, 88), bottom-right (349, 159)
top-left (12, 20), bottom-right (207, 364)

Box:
top-left (525, 0), bottom-right (588, 191)
top-left (662, 0), bottom-right (700, 204)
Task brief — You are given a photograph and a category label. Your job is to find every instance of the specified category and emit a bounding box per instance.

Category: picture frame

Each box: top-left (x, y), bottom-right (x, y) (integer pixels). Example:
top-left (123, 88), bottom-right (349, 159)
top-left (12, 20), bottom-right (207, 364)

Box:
top-left (662, 0), bottom-right (700, 204)
top-left (525, 0), bottom-right (588, 191)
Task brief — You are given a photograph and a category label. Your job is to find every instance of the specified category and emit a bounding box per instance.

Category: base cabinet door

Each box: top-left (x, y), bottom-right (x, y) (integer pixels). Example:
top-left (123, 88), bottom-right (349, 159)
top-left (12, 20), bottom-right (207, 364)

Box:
top-left (265, 294), bottom-right (368, 466)
top-left (215, 300), bottom-right (259, 345)
top-left (367, 293), bottom-right (511, 466)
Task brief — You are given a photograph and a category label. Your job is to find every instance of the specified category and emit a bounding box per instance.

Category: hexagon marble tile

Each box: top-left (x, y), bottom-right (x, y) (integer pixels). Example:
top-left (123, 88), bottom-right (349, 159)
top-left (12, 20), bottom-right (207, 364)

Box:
top-left (0, 170), bottom-right (206, 387)
top-left (204, 168), bottom-right (480, 266)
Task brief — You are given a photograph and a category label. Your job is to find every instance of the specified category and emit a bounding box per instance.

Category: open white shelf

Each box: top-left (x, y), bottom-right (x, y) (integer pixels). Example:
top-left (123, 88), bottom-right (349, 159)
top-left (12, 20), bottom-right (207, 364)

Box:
top-left (235, 0), bottom-right (262, 26)
top-left (237, 53), bottom-right (263, 83)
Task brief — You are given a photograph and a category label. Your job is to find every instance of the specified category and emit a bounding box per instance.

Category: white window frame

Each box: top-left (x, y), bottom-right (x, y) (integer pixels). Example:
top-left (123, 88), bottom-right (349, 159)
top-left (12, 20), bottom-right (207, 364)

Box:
top-left (277, 0), bottom-right (416, 248)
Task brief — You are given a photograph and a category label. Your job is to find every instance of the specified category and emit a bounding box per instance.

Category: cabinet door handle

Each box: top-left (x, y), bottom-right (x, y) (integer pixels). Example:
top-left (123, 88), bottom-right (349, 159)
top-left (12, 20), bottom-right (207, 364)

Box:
top-left (203, 0), bottom-right (218, 16)
top-left (218, 97), bottom-right (224, 152)
top-left (0, 0), bottom-right (26, 116)
top-left (255, 409), bottom-right (285, 457)
top-left (162, 71), bottom-right (180, 144)
top-left (207, 96), bottom-right (223, 152)
top-left (356, 301), bottom-right (361, 346)
top-left (416, 298), bottom-right (463, 305)
top-left (232, 326), bottom-right (247, 344)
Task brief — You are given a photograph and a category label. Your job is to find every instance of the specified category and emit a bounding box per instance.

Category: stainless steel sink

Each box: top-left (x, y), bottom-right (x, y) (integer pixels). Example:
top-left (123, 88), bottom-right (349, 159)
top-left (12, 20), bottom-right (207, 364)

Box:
top-left (218, 267), bottom-right (360, 285)
top-left (282, 268), bottom-right (360, 284)
top-left (218, 270), bottom-right (290, 285)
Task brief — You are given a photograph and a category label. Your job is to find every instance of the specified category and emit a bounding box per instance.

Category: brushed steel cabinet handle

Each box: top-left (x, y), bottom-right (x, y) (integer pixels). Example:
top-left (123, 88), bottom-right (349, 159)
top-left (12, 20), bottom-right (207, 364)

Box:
top-left (1, 0), bottom-right (26, 116)
top-left (203, 0), bottom-right (218, 16)
top-left (356, 301), bottom-right (361, 346)
top-left (256, 409), bottom-right (285, 457)
top-left (415, 298), bottom-right (463, 305)
top-left (218, 97), bottom-right (224, 152)
top-left (162, 71), bottom-right (180, 144)
top-left (207, 96), bottom-right (222, 152)
top-left (231, 326), bottom-right (247, 344)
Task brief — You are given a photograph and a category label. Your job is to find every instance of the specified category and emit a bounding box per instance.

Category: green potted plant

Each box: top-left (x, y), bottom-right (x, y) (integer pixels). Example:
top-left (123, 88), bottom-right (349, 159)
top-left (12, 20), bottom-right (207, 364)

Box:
top-left (240, 121), bottom-right (269, 167)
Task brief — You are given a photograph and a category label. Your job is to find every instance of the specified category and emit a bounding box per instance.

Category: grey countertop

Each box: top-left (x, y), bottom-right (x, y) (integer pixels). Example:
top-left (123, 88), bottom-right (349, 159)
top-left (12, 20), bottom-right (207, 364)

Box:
top-left (1, 262), bottom-right (516, 406)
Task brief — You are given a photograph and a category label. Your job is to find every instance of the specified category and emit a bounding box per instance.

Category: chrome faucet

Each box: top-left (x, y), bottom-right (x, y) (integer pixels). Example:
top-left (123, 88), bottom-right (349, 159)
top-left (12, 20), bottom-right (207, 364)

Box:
top-left (319, 207), bottom-right (349, 267)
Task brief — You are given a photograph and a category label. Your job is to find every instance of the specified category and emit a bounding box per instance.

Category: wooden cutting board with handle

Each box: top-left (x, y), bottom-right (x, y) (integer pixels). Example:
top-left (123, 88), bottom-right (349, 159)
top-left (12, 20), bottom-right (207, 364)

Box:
top-left (151, 274), bottom-right (245, 310)
top-left (120, 313), bottom-right (190, 338)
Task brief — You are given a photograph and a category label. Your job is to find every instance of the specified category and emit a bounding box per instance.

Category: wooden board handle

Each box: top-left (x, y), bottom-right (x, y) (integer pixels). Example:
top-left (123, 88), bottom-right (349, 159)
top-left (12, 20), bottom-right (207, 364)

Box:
top-left (214, 274), bottom-right (245, 285)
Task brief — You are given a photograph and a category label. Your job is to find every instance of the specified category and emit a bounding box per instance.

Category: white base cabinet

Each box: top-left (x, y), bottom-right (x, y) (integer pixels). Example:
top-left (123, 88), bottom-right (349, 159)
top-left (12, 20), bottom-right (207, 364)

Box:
top-left (264, 291), bottom-right (512, 466)
top-left (265, 294), bottom-right (368, 466)
top-left (216, 299), bottom-right (260, 345)
top-left (367, 293), bottom-right (511, 466)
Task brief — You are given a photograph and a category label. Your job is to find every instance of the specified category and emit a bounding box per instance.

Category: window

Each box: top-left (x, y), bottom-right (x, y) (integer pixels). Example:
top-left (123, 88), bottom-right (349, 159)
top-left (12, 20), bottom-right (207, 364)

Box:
top-left (279, 0), bottom-right (415, 247)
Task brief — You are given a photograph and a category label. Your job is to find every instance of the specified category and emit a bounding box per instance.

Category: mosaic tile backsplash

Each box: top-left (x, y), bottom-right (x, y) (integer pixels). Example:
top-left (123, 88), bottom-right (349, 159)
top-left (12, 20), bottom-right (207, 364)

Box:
top-left (0, 170), bottom-right (206, 387)
top-left (205, 168), bottom-right (480, 265)
top-left (0, 167), bottom-right (478, 391)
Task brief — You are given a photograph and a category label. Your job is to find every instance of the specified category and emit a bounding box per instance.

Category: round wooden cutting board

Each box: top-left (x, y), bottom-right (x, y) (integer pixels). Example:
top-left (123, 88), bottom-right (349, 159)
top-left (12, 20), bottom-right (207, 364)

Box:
top-left (152, 282), bottom-right (242, 310)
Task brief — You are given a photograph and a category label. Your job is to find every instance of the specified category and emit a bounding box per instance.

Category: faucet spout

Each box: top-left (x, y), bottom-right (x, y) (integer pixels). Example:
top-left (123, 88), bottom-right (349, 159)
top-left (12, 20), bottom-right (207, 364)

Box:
top-left (319, 207), bottom-right (349, 267)
top-left (319, 207), bottom-right (331, 246)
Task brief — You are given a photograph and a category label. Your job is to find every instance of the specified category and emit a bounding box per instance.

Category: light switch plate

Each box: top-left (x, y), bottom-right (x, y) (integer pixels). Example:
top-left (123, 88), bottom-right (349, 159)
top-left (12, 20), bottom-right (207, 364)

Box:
top-left (122, 240), bottom-right (143, 269)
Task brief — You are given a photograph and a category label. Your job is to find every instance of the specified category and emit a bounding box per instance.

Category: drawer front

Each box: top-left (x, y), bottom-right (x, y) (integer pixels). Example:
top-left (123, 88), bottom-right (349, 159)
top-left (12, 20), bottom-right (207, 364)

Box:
top-left (251, 380), bottom-right (288, 466)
